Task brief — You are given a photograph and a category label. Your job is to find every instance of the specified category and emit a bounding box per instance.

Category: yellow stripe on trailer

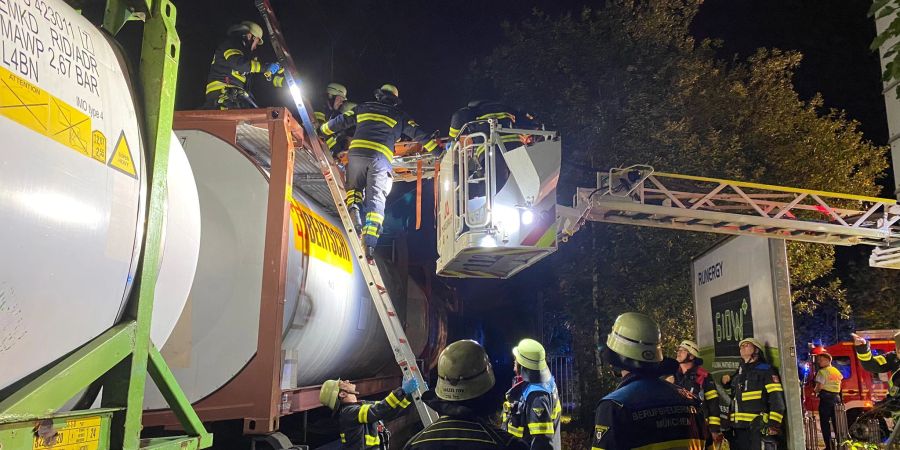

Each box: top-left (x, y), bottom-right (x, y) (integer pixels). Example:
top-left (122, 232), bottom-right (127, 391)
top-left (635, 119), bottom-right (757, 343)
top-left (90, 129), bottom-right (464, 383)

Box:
top-left (654, 171), bottom-right (897, 205)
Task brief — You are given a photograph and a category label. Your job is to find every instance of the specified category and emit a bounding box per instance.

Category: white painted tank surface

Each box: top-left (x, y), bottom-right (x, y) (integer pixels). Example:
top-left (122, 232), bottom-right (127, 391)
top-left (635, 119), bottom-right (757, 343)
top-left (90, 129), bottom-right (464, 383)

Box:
top-left (144, 128), bottom-right (401, 408)
top-left (0, 0), bottom-right (195, 391)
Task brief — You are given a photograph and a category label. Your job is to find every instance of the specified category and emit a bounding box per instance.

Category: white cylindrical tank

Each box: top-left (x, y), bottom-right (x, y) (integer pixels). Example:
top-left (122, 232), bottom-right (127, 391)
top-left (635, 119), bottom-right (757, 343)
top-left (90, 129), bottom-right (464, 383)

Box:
top-left (0, 0), bottom-right (196, 392)
top-left (143, 128), bottom-right (400, 408)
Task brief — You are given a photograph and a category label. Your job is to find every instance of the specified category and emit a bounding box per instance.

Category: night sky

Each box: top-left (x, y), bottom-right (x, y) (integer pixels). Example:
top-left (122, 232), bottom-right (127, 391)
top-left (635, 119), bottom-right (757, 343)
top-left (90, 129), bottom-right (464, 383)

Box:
top-left (174, 0), bottom-right (887, 147)
top-left (169, 0), bottom-right (890, 345)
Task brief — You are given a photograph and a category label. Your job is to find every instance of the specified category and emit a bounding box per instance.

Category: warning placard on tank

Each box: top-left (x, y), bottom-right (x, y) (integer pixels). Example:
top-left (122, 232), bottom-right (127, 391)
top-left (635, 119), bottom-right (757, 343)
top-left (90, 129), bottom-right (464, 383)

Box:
top-left (0, 0), bottom-right (139, 178)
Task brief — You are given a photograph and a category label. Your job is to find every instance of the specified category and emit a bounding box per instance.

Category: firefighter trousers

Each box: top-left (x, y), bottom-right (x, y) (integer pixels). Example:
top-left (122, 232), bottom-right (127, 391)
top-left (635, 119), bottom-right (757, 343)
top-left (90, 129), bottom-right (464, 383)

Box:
top-left (202, 88), bottom-right (257, 110)
top-left (346, 150), bottom-right (393, 247)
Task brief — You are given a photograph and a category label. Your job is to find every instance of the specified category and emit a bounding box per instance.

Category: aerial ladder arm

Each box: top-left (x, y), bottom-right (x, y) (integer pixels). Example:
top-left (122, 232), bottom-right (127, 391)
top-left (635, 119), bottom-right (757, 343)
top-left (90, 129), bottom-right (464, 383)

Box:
top-left (254, 0), bottom-right (438, 425)
top-left (561, 165), bottom-right (900, 269)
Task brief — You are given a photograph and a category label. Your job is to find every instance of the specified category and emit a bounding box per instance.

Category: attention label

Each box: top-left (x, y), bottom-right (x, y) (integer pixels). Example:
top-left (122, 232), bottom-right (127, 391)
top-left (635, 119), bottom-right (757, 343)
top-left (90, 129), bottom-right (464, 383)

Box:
top-left (108, 130), bottom-right (136, 178)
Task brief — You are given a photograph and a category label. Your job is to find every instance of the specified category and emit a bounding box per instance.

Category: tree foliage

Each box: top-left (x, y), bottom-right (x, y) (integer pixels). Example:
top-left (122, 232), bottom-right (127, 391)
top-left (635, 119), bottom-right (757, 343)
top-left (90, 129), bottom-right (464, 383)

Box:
top-left (870, 0), bottom-right (900, 97)
top-left (473, 0), bottom-right (887, 427)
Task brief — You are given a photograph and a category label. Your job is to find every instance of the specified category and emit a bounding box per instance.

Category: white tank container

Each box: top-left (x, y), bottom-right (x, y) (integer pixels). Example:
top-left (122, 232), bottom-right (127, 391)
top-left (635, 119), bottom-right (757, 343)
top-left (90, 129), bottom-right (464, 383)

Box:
top-left (0, 0), bottom-right (196, 391)
top-left (143, 128), bottom-right (397, 408)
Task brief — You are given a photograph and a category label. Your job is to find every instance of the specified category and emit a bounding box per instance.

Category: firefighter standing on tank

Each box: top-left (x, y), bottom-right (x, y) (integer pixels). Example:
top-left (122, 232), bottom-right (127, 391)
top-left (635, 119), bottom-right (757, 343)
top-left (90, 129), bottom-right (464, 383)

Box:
top-left (315, 83), bottom-right (351, 157)
top-left (592, 312), bottom-right (706, 449)
top-left (319, 377), bottom-right (419, 449)
top-left (320, 84), bottom-right (439, 261)
top-left (720, 338), bottom-right (787, 450)
top-left (202, 21), bottom-right (285, 110)
top-left (502, 339), bottom-right (561, 450)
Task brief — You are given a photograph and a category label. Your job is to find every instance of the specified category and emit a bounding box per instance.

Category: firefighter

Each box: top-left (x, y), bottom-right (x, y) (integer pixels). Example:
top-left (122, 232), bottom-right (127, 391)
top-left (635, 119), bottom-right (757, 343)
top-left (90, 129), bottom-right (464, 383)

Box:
top-left (672, 340), bottom-right (723, 443)
top-left (404, 340), bottom-right (527, 449)
top-left (319, 377), bottom-right (419, 449)
top-left (502, 339), bottom-right (561, 450)
top-left (316, 82), bottom-right (349, 127)
top-left (852, 332), bottom-right (900, 401)
top-left (720, 338), bottom-right (786, 450)
top-left (320, 84), bottom-right (439, 260)
top-left (202, 21), bottom-right (285, 110)
top-left (812, 346), bottom-right (844, 450)
top-left (448, 100), bottom-right (539, 197)
top-left (592, 312), bottom-right (705, 449)
top-left (329, 100), bottom-right (357, 163)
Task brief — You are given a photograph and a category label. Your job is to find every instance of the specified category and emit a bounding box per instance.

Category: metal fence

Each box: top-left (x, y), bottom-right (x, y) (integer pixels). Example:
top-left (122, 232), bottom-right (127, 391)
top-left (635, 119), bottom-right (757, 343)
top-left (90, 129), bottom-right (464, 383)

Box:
top-left (548, 354), bottom-right (577, 414)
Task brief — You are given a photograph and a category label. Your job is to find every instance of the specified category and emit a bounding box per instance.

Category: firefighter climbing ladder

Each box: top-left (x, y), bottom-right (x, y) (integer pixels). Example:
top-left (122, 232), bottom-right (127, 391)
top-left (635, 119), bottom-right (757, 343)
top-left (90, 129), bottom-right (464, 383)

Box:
top-left (256, 0), bottom-right (439, 426)
top-left (559, 165), bottom-right (900, 269)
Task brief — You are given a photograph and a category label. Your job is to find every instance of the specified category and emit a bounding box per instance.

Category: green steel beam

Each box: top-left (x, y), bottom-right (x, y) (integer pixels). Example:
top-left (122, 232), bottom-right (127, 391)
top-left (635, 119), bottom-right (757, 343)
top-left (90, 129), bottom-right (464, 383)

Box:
top-left (1, 2), bottom-right (208, 449)
top-left (102, 0), bottom-right (150, 34)
top-left (100, 1), bottom-right (185, 449)
top-left (148, 345), bottom-right (213, 447)
top-left (0, 322), bottom-right (135, 420)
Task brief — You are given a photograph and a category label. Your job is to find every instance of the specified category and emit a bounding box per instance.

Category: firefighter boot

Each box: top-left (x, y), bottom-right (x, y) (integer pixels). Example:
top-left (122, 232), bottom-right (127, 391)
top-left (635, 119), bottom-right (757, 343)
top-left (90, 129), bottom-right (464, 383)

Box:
top-left (348, 205), bottom-right (363, 232)
top-left (365, 244), bottom-right (376, 263)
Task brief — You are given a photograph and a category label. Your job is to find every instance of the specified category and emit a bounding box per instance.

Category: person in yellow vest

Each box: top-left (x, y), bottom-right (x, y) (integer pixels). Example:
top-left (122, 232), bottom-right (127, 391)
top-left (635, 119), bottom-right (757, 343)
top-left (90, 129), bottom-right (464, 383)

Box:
top-left (812, 346), bottom-right (844, 450)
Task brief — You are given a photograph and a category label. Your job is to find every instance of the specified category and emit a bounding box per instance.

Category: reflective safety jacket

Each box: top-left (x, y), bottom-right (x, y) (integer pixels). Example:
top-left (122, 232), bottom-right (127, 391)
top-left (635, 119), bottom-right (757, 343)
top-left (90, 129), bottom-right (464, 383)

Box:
top-left (855, 342), bottom-right (900, 398)
top-left (674, 365), bottom-right (721, 433)
top-left (815, 365), bottom-right (844, 394)
top-left (449, 101), bottom-right (518, 139)
top-left (205, 37), bottom-right (284, 96)
top-left (449, 101), bottom-right (538, 156)
top-left (404, 392), bottom-right (528, 450)
top-left (321, 101), bottom-right (438, 161)
top-left (318, 101), bottom-right (353, 156)
top-left (592, 374), bottom-right (705, 450)
top-left (725, 360), bottom-right (786, 430)
top-left (336, 388), bottom-right (412, 449)
top-left (505, 378), bottom-right (562, 450)
top-left (315, 98), bottom-right (341, 127)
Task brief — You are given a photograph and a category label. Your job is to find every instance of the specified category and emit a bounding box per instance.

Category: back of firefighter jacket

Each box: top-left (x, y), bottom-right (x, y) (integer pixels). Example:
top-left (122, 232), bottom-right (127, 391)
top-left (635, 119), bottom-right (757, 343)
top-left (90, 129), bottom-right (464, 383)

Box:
top-left (506, 379), bottom-right (562, 450)
top-left (449, 101), bottom-right (518, 139)
top-left (592, 374), bottom-right (705, 449)
top-left (337, 388), bottom-right (412, 449)
top-left (322, 101), bottom-right (437, 161)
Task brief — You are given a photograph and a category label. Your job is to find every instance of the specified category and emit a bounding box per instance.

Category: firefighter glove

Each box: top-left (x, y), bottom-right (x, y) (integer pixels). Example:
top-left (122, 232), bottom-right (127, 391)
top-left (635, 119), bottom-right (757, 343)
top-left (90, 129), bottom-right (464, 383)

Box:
top-left (402, 377), bottom-right (420, 395)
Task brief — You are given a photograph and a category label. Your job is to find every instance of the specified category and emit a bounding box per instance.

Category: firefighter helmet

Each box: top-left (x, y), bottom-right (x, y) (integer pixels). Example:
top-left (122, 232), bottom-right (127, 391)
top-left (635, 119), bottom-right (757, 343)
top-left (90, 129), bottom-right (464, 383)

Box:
top-left (435, 340), bottom-right (495, 401)
top-left (678, 340), bottom-right (701, 359)
top-left (739, 337), bottom-right (765, 351)
top-left (326, 82), bottom-right (348, 99)
top-left (811, 345), bottom-right (832, 361)
top-left (319, 379), bottom-right (341, 410)
top-left (379, 84), bottom-right (399, 97)
top-left (513, 338), bottom-right (548, 371)
top-left (604, 312), bottom-right (663, 368)
top-left (228, 21), bottom-right (264, 44)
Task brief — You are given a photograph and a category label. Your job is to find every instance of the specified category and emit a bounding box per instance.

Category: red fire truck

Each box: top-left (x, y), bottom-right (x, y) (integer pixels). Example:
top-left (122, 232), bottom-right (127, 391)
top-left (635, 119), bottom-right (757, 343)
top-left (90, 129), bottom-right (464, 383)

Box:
top-left (802, 330), bottom-right (898, 424)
